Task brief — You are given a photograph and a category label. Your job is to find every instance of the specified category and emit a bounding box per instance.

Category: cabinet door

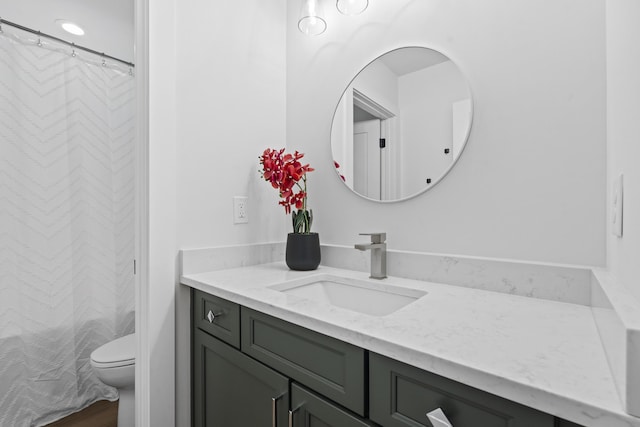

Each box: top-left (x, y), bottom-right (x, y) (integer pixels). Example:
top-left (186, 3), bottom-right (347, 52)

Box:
top-left (193, 329), bottom-right (289, 427)
top-left (370, 353), bottom-right (554, 427)
top-left (290, 383), bottom-right (376, 427)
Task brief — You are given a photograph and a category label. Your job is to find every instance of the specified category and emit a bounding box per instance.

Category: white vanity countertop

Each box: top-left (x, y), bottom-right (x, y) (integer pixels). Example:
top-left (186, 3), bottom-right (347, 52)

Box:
top-left (181, 262), bottom-right (639, 427)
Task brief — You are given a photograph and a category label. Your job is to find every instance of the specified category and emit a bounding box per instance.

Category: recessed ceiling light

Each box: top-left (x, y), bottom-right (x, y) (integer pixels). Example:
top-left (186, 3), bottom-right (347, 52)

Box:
top-left (56, 20), bottom-right (85, 36)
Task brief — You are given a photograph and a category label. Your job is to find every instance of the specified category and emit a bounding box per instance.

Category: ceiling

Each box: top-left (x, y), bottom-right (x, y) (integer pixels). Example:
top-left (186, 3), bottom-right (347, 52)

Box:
top-left (379, 48), bottom-right (449, 76)
top-left (0, 0), bottom-right (134, 63)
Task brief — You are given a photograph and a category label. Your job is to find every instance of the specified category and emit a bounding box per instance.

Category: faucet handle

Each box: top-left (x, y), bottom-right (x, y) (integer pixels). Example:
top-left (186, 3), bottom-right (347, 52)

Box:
top-left (359, 232), bottom-right (386, 244)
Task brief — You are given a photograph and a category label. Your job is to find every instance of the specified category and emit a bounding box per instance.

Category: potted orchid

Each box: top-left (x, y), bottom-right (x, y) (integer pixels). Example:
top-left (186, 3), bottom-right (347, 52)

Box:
top-left (259, 148), bottom-right (320, 270)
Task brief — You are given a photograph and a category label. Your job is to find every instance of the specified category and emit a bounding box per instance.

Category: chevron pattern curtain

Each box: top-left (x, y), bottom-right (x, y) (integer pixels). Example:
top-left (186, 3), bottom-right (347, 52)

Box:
top-left (0, 32), bottom-right (135, 426)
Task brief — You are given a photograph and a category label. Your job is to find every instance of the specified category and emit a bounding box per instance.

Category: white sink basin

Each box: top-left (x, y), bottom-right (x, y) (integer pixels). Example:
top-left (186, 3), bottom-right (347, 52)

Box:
top-left (270, 275), bottom-right (427, 316)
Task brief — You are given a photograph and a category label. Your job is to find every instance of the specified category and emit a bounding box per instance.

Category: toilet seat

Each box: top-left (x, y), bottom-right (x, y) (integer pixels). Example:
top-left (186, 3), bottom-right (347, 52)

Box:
top-left (91, 333), bottom-right (135, 369)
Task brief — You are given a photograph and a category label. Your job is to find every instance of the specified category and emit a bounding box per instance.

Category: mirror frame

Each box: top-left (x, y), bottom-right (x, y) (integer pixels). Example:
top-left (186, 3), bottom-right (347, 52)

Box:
top-left (330, 45), bottom-right (474, 203)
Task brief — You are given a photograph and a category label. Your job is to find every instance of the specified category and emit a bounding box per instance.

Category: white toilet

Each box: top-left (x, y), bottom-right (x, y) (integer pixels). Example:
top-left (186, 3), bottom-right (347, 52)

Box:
top-left (91, 333), bottom-right (135, 427)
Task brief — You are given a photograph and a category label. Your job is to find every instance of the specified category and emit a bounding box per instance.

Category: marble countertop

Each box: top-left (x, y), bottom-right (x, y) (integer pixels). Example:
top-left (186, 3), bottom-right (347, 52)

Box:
top-left (181, 262), bottom-right (639, 427)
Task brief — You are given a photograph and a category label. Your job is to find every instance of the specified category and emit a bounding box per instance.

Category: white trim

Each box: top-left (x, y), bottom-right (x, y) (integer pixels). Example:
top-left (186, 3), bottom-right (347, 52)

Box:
top-left (134, 0), bottom-right (150, 426)
top-left (353, 88), bottom-right (395, 120)
top-left (380, 117), bottom-right (392, 200)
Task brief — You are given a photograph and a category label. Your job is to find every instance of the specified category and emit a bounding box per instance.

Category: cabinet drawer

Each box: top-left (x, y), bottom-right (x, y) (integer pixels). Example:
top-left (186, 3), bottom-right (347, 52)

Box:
top-left (370, 353), bottom-right (554, 427)
top-left (290, 383), bottom-right (377, 427)
top-left (193, 289), bottom-right (240, 348)
top-left (241, 307), bottom-right (366, 416)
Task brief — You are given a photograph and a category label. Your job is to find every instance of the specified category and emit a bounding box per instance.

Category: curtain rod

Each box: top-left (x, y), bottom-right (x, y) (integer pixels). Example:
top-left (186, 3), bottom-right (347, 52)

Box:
top-left (0, 18), bottom-right (135, 68)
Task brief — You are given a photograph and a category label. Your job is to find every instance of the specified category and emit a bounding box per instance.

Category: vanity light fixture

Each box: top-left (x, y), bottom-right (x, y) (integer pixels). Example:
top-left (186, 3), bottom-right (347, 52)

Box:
top-left (336, 0), bottom-right (369, 15)
top-left (298, 0), bottom-right (327, 36)
top-left (55, 20), bottom-right (85, 36)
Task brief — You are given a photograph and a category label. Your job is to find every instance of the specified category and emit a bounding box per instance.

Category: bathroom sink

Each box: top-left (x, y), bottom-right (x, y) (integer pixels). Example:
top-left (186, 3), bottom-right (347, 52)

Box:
top-left (270, 275), bottom-right (427, 316)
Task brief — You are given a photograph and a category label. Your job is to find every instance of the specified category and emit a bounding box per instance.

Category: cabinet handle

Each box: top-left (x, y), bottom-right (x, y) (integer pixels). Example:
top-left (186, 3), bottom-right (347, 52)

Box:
top-left (426, 408), bottom-right (453, 427)
top-left (272, 393), bottom-right (285, 427)
top-left (206, 309), bottom-right (224, 323)
top-left (288, 404), bottom-right (302, 427)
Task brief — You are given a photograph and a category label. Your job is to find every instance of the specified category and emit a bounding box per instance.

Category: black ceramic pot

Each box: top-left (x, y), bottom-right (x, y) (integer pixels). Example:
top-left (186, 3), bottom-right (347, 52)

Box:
top-left (285, 232), bottom-right (321, 271)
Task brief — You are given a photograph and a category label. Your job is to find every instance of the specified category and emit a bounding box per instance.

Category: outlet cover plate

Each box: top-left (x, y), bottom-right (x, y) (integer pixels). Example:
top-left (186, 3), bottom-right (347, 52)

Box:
top-left (233, 196), bottom-right (248, 224)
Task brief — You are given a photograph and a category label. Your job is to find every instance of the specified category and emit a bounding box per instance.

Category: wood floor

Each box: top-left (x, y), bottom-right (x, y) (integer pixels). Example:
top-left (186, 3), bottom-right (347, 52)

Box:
top-left (44, 400), bottom-right (118, 427)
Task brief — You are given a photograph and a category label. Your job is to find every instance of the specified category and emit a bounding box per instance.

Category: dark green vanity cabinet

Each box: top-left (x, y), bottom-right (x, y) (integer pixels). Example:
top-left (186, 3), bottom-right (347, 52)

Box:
top-left (291, 384), bottom-right (376, 427)
top-left (369, 353), bottom-right (554, 427)
top-left (193, 329), bottom-right (289, 427)
top-left (556, 420), bottom-right (585, 427)
top-left (193, 289), bottom-right (240, 348)
top-left (192, 289), bottom-right (372, 427)
top-left (241, 307), bottom-right (366, 416)
top-left (191, 288), bottom-right (586, 427)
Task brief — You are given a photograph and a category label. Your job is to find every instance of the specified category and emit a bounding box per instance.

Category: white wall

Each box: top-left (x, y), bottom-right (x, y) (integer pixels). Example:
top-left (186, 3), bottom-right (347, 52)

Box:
top-left (330, 90), bottom-right (354, 184)
top-left (606, 0), bottom-right (640, 300)
top-left (354, 60), bottom-right (400, 114)
top-left (176, 0), bottom-right (288, 249)
top-left (143, 0), bottom-right (177, 426)
top-left (173, 1), bottom-right (287, 426)
top-left (332, 61), bottom-right (399, 188)
top-left (399, 60), bottom-right (468, 196)
top-left (287, 0), bottom-right (606, 266)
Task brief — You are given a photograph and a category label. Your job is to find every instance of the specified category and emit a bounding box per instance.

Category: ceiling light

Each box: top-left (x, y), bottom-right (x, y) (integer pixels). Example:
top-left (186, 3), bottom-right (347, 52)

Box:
top-left (56, 20), bottom-right (85, 36)
top-left (336, 0), bottom-right (369, 15)
top-left (298, 0), bottom-right (327, 36)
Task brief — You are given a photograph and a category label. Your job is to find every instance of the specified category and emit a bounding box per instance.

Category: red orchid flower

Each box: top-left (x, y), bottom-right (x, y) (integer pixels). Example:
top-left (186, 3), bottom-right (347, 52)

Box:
top-left (259, 148), bottom-right (314, 233)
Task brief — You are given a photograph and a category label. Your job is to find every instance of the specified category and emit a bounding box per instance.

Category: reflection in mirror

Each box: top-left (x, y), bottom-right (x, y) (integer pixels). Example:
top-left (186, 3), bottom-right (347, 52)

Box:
top-left (331, 47), bottom-right (473, 202)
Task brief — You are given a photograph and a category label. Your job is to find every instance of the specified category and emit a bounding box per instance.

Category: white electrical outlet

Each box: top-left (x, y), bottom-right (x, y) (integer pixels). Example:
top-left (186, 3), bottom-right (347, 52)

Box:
top-left (233, 196), bottom-right (248, 224)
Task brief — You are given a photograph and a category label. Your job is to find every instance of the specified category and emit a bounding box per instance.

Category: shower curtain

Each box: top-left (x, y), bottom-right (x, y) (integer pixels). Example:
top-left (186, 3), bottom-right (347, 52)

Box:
top-left (0, 30), bottom-right (135, 426)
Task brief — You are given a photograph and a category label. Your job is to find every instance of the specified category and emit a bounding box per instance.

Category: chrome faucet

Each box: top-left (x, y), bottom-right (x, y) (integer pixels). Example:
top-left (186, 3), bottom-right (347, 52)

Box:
top-left (354, 233), bottom-right (387, 279)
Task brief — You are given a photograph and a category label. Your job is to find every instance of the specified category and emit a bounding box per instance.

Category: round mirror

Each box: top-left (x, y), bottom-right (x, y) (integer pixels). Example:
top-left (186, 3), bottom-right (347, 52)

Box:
top-left (330, 47), bottom-right (473, 202)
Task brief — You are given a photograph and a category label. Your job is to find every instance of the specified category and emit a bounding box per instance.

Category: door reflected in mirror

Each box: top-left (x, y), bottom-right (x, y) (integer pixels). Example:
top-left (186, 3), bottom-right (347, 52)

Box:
top-left (331, 47), bottom-right (473, 202)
